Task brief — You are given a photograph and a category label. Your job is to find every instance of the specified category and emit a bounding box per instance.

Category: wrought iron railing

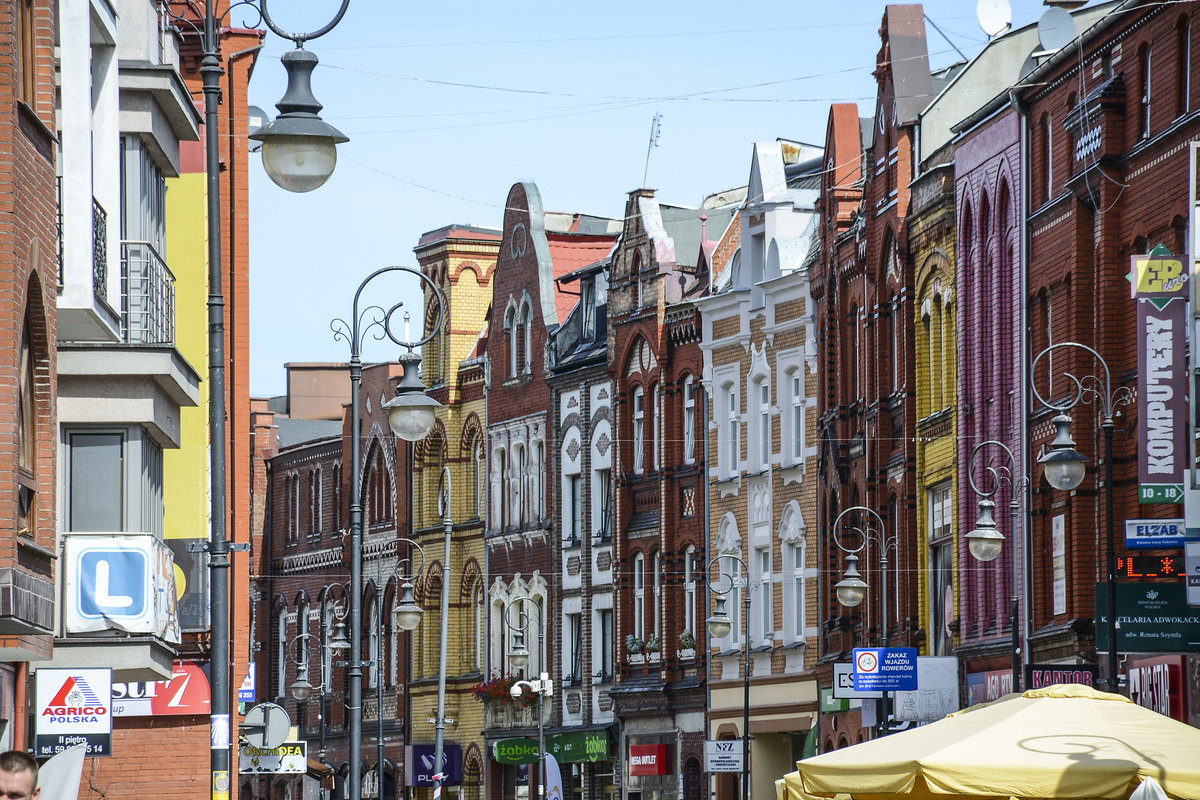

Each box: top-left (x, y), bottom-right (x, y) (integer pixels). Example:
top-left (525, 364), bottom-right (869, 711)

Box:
top-left (121, 240), bottom-right (175, 344)
top-left (93, 198), bottom-right (108, 296)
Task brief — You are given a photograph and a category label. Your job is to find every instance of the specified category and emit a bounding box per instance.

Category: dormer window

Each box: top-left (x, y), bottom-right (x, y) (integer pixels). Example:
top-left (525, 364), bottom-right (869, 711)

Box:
top-left (581, 278), bottom-right (596, 341)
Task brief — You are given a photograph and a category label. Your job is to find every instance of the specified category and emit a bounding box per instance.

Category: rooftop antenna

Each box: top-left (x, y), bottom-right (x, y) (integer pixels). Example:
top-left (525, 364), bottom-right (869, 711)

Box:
top-left (642, 112), bottom-right (663, 188)
top-left (977, 0), bottom-right (1012, 38)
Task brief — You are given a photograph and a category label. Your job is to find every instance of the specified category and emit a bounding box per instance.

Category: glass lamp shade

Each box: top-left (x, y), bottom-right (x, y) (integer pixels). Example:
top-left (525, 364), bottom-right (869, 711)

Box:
top-left (509, 646), bottom-right (530, 671)
top-left (290, 674), bottom-right (314, 702)
top-left (393, 601), bottom-right (423, 632)
top-left (834, 553), bottom-right (867, 608)
top-left (384, 391), bottom-right (441, 442)
top-left (966, 499), bottom-right (1004, 562)
top-left (1040, 447), bottom-right (1088, 491)
top-left (260, 135), bottom-right (338, 193)
top-left (329, 621), bottom-right (351, 652)
top-left (706, 596), bottom-right (732, 639)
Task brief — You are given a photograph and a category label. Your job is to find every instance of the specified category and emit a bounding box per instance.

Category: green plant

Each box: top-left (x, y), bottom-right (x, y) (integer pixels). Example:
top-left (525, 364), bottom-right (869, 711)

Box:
top-left (468, 671), bottom-right (534, 707)
top-left (645, 635), bottom-right (661, 653)
top-left (625, 634), bottom-right (644, 654)
top-left (679, 630), bottom-right (696, 650)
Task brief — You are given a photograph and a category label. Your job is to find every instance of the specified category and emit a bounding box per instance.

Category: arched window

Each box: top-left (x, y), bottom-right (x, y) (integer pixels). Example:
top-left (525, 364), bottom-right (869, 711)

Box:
top-left (521, 301), bottom-right (533, 374)
top-left (1040, 113), bottom-right (1053, 205)
top-left (1178, 17), bottom-right (1192, 116)
top-left (683, 375), bottom-right (696, 464)
top-left (504, 304), bottom-right (518, 378)
top-left (275, 599), bottom-right (289, 699)
top-left (17, 314), bottom-right (37, 537)
top-left (1139, 44), bottom-right (1153, 139)
top-left (755, 378), bottom-right (770, 470)
top-left (531, 440), bottom-right (545, 520)
top-left (496, 448), bottom-right (509, 530)
top-left (512, 443), bottom-right (526, 525)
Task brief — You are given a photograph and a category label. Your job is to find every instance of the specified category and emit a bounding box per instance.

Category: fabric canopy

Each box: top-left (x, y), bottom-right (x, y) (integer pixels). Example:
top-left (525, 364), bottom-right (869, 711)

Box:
top-left (781, 685), bottom-right (1200, 800)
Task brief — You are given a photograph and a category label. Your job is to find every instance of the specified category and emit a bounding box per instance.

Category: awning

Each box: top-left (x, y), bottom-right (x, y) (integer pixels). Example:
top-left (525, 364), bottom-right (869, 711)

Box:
top-left (307, 759), bottom-right (335, 790)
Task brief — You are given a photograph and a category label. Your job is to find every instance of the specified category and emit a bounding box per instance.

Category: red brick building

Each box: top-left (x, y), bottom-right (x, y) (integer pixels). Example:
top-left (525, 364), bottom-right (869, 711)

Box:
top-left (483, 182), bottom-right (618, 800)
top-left (0, 0), bottom-right (59, 747)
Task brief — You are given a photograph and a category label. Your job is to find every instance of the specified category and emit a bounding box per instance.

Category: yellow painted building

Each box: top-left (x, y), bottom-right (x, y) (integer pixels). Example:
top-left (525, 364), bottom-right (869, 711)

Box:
top-left (410, 225), bottom-right (500, 800)
top-left (909, 164), bottom-right (958, 662)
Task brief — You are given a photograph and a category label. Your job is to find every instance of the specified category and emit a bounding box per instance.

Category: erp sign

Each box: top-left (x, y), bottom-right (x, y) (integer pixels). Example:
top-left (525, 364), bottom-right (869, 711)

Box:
top-left (853, 648), bottom-right (918, 691)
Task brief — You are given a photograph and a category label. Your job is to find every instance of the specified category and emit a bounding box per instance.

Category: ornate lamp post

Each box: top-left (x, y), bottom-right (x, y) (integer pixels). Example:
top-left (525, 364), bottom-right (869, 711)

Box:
top-left (331, 266), bottom-right (444, 800)
top-left (160, 3), bottom-right (350, 797)
top-left (509, 602), bottom-right (552, 800)
top-left (1031, 342), bottom-right (1131, 692)
top-left (965, 441), bottom-right (1028, 691)
top-left (706, 554), bottom-right (750, 800)
top-left (830, 506), bottom-right (894, 736)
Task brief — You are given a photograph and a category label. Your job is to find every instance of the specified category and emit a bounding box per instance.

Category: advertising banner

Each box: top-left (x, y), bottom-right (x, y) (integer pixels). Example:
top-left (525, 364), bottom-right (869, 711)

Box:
top-left (1025, 664), bottom-right (1097, 689)
top-left (493, 738), bottom-right (539, 765)
top-left (1134, 249), bottom-right (1188, 504)
top-left (1096, 582), bottom-right (1200, 652)
top-left (112, 661), bottom-right (211, 717)
top-left (239, 741), bottom-right (306, 774)
top-left (35, 668), bottom-right (113, 757)
top-left (628, 744), bottom-right (669, 776)
top-left (1125, 655), bottom-right (1187, 722)
top-left (1126, 519), bottom-right (1186, 550)
top-left (547, 730), bottom-right (610, 762)
top-left (893, 657), bottom-right (959, 722)
top-left (406, 744), bottom-right (461, 787)
top-left (64, 533), bottom-right (180, 643)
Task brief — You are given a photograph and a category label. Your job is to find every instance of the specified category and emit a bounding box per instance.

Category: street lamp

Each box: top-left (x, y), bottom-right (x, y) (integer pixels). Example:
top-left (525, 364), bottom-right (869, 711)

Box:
top-left (1031, 342), bottom-right (1132, 692)
top-left (160, 2), bottom-right (351, 797)
top-left (508, 601), bottom-right (552, 800)
top-left (965, 441), bottom-right (1027, 692)
top-left (830, 506), bottom-right (894, 736)
top-left (706, 554), bottom-right (750, 800)
top-left (372, 539), bottom-right (427, 800)
top-left (331, 266), bottom-right (445, 800)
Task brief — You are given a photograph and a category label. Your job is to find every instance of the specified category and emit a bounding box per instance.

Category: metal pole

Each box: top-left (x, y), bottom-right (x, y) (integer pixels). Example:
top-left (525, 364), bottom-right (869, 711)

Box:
top-left (741, 588), bottom-right (750, 800)
top-left (1009, 498), bottom-right (1021, 692)
top-left (349, 354), bottom-right (364, 800)
top-left (1104, 419), bottom-right (1118, 691)
top-left (879, 550), bottom-right (888, 736)
top-left (537, 674), bottom-right (546, 800)
top-left (201, 2), bottom-right (232, 796)
top-left (433, 469), bottom-right (453, 800)
top-left (377, 579), bottom-right (384, 799)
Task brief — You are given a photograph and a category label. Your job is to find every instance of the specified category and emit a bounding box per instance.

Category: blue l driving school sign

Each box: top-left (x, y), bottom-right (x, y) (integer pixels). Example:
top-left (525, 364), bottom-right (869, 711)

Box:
top-left (853, 648), bottom-right (918, 691)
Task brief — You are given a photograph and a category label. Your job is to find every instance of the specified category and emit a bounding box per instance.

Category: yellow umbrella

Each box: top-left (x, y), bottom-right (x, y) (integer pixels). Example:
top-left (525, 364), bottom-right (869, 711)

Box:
top-left (782, 685), bottom-right (1200, 800)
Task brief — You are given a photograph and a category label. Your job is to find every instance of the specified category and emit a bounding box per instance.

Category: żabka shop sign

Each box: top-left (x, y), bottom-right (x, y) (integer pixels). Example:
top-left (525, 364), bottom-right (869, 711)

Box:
top-left (629, 744), bottom-right (669, 776)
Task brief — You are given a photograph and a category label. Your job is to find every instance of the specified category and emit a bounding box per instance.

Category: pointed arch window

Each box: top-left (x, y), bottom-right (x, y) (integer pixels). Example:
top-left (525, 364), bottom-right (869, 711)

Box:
top-left (17, 317), bottom-right (37, 537)
top-left (632, 387), bottom-right (645, 474)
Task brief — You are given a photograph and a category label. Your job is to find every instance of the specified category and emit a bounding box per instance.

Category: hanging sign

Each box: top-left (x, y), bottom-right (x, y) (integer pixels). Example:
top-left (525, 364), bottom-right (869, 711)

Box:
top-left (35, 668), bottom-right (113, 757)
top-left (1133, 249), bottom-right (1188, 504)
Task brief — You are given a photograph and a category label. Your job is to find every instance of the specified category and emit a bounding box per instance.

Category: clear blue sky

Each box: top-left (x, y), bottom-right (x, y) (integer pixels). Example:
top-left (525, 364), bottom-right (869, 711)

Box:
top-left (247, 0), bottom-right (1081, 396)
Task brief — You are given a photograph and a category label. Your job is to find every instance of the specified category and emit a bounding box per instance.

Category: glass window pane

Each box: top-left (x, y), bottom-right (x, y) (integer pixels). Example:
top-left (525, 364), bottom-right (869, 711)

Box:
top-left (69, 433), bottom-right (124, 531)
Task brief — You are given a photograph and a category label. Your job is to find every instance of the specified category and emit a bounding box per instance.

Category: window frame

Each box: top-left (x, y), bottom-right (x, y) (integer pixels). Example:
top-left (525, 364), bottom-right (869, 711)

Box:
top-left (683, 376), bottom-right (696, 464)
top-left (632, 386), bottom-right (645, 474)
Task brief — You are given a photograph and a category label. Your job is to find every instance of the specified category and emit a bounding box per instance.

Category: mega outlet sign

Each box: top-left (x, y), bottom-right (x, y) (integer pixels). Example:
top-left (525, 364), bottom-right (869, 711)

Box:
top-left (628, 744), bottom-right (669, 776)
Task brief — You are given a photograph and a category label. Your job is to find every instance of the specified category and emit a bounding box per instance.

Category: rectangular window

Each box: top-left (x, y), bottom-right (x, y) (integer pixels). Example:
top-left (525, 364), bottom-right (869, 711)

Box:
top-left (566, 475), bottom-right (582, 545)
top-left (581, 279), bottom-right (596, 340)
top-left (791, 542), bottom-right (806, 640)
top-left (790, 371), bottom-right (804, 462)
top-left (633, 388), bottom-right (644, 474)
top-left (683, 377), bottom-right (696, 463)
top-left (597, 608), bottom-right (614, 683)
top-left (929, 483), bottom-right (954, 657)
top-left (758, 381), bottom-right (770, 469)
top-left (68, 432), bottom-right (125, 531)
top-left (756, 547), bottom-right (771, 643)
top-left (595, 469), bottom-right (611, 542)
top-left (633, 556), bottom-right (645, 641)
top-left (684, 550), bottom-right (696, 643)
top-left (653, 384), bottom-right (662, 472)
top-left (566, 612), bottom-right (582, 685)
top-left (1141, 47), bottom-right (1153, 138)
top-left (17, 0), bottom-right (35, 105)
top-left (725, 386), bottom-right (739, 476)
top-left (652, 553), bottom-right (662, 644)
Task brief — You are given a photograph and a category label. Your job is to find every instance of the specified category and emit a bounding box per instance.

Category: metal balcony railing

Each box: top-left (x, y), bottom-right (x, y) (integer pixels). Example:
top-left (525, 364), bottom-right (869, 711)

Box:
top-left (121, 241), bottom-right (175, 344)
top-left (93, 198), bottom-right (108, 296)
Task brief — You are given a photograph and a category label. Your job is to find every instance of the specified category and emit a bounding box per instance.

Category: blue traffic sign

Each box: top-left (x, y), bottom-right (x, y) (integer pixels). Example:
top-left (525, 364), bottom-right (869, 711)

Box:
top-left (853, 647), bottom-right (918, 691)
top-left (77, 548), bottom-right (148, 619)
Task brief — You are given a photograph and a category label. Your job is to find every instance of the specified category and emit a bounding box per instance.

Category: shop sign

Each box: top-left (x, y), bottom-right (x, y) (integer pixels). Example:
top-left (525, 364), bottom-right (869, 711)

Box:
top-left (893, 657), bottom-right (958, 722)
top-left (1095, 583), bottom-right (1200, 652)
top-left (628, 744), bottom-right (668, 776)
top-left (112, 661), bottom-right (210, 717)
top-left (832, 662), bottom-right (881, 699)
top-left (239, 741), bottom-right (305, 774)
top-left (1126, 519), bottom-right (1186, 550)
top-left (406, 744), bottom-right (461, 787)
top-left (965, 669), bottom-right (1012, 706)
top-left (819, 687), bottom-right (848, 713)
top-left (704, 740), bottom-right (742, 773)
top-left (1025, 664), bottom-right (1097, 689)
top-left (1134, 257), bottom-right (1187, 504)
top-left (548, 730), bottom-right (609, 762)
top-left (35, 668), bottom-right (113, 757)
top-left (1126, 655), bottom-right (1187, 722)
top-left (493, 738), bottom-right (539, 765)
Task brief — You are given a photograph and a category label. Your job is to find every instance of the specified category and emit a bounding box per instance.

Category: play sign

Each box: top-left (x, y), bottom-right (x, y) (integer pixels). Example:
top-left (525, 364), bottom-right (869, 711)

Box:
top-left (853, 648), bottom-right (918, 691)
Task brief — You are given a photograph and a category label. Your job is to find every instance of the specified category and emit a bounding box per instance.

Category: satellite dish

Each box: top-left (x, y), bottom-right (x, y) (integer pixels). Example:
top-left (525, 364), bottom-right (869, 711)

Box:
top-left (248, 105), bottom-right (267, 136)
top-left (1037, 6), bottom-right (1076, 53)
top-left (243, 702), bottom-right (291, 750)
top-left (977, 0), bottom-right (1011, 37)
top-left (1019, 50), bottom-right (1039, 82)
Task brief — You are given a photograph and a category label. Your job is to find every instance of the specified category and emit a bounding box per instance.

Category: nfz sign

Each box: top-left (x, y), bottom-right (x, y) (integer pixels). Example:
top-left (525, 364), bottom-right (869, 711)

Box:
top-left (35, 668), bottom-right (113, 757)
top-left (704, 740), bottom-right (743, 773)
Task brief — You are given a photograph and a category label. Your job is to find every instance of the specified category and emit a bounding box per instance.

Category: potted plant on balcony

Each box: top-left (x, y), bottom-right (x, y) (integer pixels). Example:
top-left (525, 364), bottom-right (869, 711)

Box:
top-left (678, 630), bottom-right (696, 659)
top-left (626, 634), bottom-right (645, 664)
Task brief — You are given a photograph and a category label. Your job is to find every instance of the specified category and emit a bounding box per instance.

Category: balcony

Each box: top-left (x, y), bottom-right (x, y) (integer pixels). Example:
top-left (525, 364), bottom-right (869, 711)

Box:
top-left (484, 702), bottom-right (547, 730)
top-left (121, 241), bottom-right (175, 345)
